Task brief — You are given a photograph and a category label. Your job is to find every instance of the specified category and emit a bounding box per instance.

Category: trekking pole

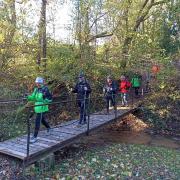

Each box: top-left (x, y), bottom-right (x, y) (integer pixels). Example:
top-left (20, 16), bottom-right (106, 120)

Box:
top-left (26, 109), bottom-right (33, 157)
top-left (83, 89), bottom-right (86, 125)
top-left (141, 88), bottom-right (144, 96)
top-left (0, 98), bottom-right (27, 104)
top-left (112, 93), bottom-right (117, 118)
top-left (70, 90), bottom-right (74, 112)
top-left (103, 90), bottom-right (108, 115)
top-left (86, 94), bottom-right (90, 136)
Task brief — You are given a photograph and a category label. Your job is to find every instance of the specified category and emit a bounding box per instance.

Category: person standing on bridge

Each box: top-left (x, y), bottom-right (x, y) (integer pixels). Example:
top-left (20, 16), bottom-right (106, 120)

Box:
top-left (103, 75), bottom-right (117, 114)
top-left (119, 75), bottom-right (131, 106)
top-left (131, 72), bottom-right (141, 98)
top-left (72, 72), bottom-right (91, 126)
top-left (27, 77), bottom-right (52, 143)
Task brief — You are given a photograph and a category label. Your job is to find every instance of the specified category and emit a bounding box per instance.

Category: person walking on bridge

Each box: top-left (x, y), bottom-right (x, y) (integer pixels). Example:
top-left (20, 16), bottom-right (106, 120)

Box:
top-left (131, 72), bottom-right (141, 98)
top-left (27, 77), bottom-right (52, 143)
top-left (119, 75), bottom-right (131, 106)
top-left (103, 76), bottom-right (117, 114)
top-left (72, 72), bottom-right (91, 126)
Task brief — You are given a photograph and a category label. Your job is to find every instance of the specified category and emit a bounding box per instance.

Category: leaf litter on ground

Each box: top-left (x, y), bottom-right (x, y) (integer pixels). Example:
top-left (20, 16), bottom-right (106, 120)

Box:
top-left (32, 143), bottom-right (180, 179)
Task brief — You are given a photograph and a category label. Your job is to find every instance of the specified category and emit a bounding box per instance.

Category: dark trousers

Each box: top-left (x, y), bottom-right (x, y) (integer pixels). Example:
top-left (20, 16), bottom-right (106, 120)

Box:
top-left (78, 101), bottom-right (87, 124)
top-left (134, 87), bottom-right (139, 96)
top-left (145, 82), bottom-right (150, 92)
top-left (106, 95), bottom-right (115, 112)
top-left (34, 113), bottom-right (50, 138)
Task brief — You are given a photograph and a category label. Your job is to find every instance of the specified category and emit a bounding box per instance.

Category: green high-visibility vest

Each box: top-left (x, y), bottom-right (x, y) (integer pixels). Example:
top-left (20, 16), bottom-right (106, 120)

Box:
top-left (27, 87), bottom-right (52, 113)
top-left (131, 77), bottom-right (140, 87)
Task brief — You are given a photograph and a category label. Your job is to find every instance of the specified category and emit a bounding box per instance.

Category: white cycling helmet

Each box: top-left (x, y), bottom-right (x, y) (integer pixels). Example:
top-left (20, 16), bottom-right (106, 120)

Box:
top-left (35, 77), bottom-right (44, 84)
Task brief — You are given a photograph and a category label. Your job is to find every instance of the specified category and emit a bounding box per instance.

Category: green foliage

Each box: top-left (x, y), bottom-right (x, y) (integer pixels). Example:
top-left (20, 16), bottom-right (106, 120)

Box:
top-left (0, 106), bottom-right (27, 141)
top-left (139, 64), bottom-right (180, 133)
top-left (159, 1), bottom-right (180, 55)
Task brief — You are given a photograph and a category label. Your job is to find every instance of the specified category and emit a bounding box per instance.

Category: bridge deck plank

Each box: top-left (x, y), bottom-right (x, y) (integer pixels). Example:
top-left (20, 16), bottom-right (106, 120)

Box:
top-left (0, 105), bottom-right (138, 164)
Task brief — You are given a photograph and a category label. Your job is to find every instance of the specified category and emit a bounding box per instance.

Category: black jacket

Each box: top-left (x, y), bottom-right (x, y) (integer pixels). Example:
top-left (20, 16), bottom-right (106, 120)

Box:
top-left (103, 81), bottom-right (117, 97)
top-left (72, 81), bottom-right (91, 101)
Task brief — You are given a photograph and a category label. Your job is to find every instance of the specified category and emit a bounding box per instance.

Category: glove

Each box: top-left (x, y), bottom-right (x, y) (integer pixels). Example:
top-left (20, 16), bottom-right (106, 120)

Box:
top-left (103, 88), bottom-right (106, 93)
top-left (84, 87), bottom-right (88, 91)
top-left (23, 93), bottom-right (28, 100)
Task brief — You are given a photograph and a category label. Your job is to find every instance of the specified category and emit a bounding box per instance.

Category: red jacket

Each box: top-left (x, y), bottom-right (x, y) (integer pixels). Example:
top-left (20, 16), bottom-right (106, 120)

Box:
top-left (119, 80), bottom-right (131, 93)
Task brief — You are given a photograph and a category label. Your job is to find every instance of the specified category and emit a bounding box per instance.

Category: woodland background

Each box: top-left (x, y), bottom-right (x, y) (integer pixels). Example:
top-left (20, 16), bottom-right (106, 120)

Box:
top-left (0, 0), bottom-right (179, 178)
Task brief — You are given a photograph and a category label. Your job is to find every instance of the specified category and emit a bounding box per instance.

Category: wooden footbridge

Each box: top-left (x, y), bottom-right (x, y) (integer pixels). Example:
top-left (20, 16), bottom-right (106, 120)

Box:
top-left (0, 96), bottom-right (141, 166)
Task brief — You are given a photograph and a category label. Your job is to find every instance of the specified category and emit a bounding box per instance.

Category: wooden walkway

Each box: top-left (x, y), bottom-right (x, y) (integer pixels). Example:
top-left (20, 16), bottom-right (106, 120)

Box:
top-left (0, 105), bottom-right (138, 165)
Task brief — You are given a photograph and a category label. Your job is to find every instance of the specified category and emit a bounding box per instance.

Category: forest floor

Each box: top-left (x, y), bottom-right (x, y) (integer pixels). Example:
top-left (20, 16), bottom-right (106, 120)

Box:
top-left (0, 112), bottom-right (179, 179)
top-left (23, 113), bottom-right (180, 179)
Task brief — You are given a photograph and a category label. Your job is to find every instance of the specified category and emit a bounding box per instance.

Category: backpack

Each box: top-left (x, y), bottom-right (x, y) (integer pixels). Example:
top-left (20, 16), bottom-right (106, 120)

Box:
top-left (42, 86), bottom-right (52, 101)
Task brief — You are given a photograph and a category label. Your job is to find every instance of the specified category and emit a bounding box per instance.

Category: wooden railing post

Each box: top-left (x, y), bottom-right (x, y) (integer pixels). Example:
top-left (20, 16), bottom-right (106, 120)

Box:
top-left (131, 88), bottom-right (134, 107)
top-left (114, 94), bottom-right (117, 118)
top-left (26, 110), bottom-right (31, 157)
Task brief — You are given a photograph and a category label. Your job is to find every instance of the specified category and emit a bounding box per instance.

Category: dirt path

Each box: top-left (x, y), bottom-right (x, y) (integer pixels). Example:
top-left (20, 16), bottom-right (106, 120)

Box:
top-left (80, 114), bottom-right (180, 150)
top-left (85, 129), bottom-right (180, 150)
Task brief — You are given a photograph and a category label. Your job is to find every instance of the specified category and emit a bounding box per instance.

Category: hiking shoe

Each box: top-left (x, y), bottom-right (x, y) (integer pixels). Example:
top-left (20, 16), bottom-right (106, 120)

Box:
top-left (105, 109), bottom-right (109, 115)
top-left (77, 123), bottom-right (82, 127)
top-left (47, 128), bottom-right (53, 135)
top-left (30, 137), bottom-right (37, 143)
top-left (82, 121), bottom-right (87, 125)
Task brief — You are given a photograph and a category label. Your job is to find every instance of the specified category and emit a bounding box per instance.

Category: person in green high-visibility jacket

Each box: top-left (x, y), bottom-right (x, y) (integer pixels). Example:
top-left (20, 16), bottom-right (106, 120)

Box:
top-left (27, 77), bottom-right (52, 143)
top-left (131, 73), bottom-right (141, 97)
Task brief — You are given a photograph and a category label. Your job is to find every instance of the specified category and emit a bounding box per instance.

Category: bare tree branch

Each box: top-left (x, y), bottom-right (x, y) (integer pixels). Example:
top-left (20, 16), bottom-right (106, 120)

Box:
top-left (133, 0), bottom-right (168, 31)
top-left (90, 12), bottom-right (108, 29)
top-left (137, 0), bottom-right (150, 18)
top-left (87, 31), bottom-right (113, 42)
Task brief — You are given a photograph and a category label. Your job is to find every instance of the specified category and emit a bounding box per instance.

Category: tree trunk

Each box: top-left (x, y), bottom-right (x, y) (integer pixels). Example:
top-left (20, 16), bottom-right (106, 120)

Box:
top-left (37, 0), bottom-right (47, 72)
top-left (76, 0), bottom-right (91, 68)
top-left (82, 6), bottom-right (90, 63)
top-left (77, 0), bottom-right (82, 62)
top-left (121, 0), bottom-right (167, 68)
top-left (121, 1), bottom-right (131, 68)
